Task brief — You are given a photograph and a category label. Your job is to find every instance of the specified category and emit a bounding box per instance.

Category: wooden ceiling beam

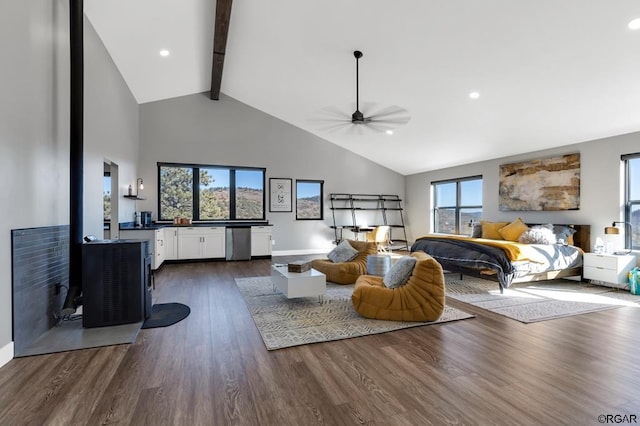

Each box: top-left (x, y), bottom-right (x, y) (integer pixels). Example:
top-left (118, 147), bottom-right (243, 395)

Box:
top-left (210, 0), bottom-right (233, 100)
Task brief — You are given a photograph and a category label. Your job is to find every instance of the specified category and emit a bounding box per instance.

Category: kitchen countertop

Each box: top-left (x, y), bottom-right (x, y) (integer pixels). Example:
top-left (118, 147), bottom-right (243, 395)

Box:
top-left (119, 221), bottom-right (271, 230)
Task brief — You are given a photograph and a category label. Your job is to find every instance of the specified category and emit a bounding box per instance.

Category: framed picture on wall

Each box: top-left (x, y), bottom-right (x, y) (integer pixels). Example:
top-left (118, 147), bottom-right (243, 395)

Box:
top-left (296, 179), bottom-right (324, 220)
top-left (269, 178), bottom-right (292, 212)
top-left (499, 153), bottom-right (580, 211)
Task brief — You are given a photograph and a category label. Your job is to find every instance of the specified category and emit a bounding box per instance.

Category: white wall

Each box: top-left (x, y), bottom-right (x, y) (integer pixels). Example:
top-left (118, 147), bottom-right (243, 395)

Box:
top-left (84, 13), bottom-right (139, 237)
top-left (0, 0), bottom-right (70, 365)
top-left (405, 131), bottom-right (640, 251)
top-left (138, 93), bottom-right (405, 252)
top-left (0, 1), bottom-right (139, 365)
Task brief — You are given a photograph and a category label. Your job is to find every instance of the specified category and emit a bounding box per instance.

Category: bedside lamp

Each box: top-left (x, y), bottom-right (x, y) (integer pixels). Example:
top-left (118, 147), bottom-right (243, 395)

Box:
top-left (604, 221), bottom-right (633, 253)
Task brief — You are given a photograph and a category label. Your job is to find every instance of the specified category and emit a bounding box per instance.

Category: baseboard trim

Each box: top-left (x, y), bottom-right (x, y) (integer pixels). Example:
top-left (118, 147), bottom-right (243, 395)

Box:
top-left (0, 342), bottom-right (14, 368)
top-left (272, 249), bottom-right (329, 256)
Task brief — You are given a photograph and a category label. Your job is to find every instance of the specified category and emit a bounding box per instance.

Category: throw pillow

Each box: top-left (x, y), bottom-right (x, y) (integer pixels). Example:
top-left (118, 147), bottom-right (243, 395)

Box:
top-left (383, 256), bottom-right (417, 288)
top-left (498, 218), bottom-right (529, 242)
top-left (480, 220), bottom-right (510, 240)
top-left (552, 225), bottom-right (577, 245)
top-left (518, 224), bottom-right (557, 244)
top-left (327, 240), bottom-right (359, 263)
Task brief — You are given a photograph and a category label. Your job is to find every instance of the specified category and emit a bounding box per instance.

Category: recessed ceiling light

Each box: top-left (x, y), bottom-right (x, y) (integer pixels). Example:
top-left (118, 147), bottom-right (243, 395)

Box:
top-left (385, 130), bottom-right (394, 135)
top-left (629, 18), bottom-right (640, 30)
top-left (469, 91), bottom-right (480, 99)
top-left (159, 49), bottom-right (170, 57)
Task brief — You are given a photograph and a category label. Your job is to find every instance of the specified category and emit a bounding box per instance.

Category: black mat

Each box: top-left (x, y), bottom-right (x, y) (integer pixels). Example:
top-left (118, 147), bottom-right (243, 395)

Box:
top-left (142, 303), bottom-right (191, 329)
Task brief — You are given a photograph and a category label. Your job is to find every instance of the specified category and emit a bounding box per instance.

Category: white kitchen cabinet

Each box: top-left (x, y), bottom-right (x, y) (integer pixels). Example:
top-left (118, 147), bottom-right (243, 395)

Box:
top-left (251, 226), bottom-right (272, 257)
top-left (202, 228), bottom-right (226, 258)
top-left (583, 253), bottom-right (637, 289)
top-left (177, 229), bottom-right (202, 259)
top-left (155, 228), bottom-right (165, 267)
top-left (164, 227), bottom-right (178, 260)
top-left (178, 227), bottom-right (225, 259)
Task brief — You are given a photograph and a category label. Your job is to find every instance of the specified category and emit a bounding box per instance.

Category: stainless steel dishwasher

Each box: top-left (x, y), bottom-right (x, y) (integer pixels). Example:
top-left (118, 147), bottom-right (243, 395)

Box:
top-left (225, 226), bottom-right (252, 260)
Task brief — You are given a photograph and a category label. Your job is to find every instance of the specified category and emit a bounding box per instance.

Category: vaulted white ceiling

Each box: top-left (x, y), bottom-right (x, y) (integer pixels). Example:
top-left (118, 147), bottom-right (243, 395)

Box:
top-left (85, 0), bottom-right (640, 175)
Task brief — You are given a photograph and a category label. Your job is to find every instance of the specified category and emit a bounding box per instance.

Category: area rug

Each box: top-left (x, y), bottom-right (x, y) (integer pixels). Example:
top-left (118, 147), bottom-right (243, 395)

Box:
top-left (445, 275), bottom-right (640, 323)
top-left (142, 303), bottom-right (191, 329)
top-left (235, 276), bottom-right (474, 350)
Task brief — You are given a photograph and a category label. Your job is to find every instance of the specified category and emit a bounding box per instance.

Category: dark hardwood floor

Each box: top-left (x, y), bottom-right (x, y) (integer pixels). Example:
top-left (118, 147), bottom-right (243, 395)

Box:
top-left (1, 256), bottom-right (639, 425)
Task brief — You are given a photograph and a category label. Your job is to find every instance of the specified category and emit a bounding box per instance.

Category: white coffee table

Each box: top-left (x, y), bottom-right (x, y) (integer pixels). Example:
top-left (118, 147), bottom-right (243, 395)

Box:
top-left (271, 265), bottom-right (326, 302)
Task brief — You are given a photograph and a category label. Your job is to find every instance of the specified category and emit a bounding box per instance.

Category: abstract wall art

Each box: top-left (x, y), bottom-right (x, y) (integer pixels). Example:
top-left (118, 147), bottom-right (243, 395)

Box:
top-left (499, 153), bottom-right (580, 211)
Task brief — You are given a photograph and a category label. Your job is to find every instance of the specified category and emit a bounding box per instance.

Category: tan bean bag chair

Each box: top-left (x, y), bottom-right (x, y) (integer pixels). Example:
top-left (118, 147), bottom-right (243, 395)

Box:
top-left (311, 240), bottom-right (377, 285)
top-left (351, 251), bottom-right (445, 321)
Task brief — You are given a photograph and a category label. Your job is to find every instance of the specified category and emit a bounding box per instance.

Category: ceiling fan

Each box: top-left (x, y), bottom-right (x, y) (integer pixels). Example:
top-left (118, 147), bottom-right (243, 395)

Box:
top-left (317, 50), bottom-right (410, 133)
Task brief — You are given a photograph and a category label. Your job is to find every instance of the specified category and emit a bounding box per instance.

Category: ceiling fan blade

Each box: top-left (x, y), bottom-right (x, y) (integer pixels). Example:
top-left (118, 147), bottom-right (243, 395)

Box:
top-left (360, 121), bottom-right (392, 133)
top-left (316, 122), bottom-right (353, 133)
top-left (367, 116), bottom-right (411, 126)
top-left (366, 107), bottom-right (410, 126)
top-left (346, 123), bottom-right (371, 136)
top-left (309, 116), bottom-right (351, 125)
top-left (316, 105), bottom-right (351, 120)
top-left (365, 105), bottom-right (409, 120)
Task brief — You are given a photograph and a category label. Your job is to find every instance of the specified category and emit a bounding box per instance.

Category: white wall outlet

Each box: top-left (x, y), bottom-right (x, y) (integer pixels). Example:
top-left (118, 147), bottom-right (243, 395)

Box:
top-left (271, 239), bottom-right (276, 245)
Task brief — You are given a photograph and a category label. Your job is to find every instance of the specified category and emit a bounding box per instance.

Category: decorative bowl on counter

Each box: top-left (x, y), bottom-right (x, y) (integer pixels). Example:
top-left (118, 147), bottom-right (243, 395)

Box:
top-left (173, 217), bottom-right (192, 225)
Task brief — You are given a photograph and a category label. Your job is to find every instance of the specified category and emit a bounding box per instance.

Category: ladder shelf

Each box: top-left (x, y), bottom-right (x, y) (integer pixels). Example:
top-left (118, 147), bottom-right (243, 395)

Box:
top-left (329, 193), bottom-right (408, 250)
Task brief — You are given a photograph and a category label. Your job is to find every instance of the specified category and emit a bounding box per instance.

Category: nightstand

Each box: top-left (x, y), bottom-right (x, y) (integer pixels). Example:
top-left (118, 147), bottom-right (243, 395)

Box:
top-left (583, 253), bottom-right (637, 289)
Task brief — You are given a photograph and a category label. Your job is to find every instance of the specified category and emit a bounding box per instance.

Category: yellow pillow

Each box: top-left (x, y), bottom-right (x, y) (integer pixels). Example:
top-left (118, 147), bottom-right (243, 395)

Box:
top-left (480, 220), bottom-right (510, 240)
top-left (499, 218), bottom-right (529, 242)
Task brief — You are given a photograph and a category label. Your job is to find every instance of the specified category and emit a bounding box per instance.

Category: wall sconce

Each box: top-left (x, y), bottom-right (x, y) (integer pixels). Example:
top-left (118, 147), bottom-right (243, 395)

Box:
top-left (604, 221), bottom-right (633, 253)
top-left (136, 178), bottom-right (144, 196)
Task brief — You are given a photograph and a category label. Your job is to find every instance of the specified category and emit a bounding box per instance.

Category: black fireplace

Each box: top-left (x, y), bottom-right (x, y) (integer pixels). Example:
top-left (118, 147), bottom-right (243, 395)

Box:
top-left (82, 239), bottom-right (152, 328)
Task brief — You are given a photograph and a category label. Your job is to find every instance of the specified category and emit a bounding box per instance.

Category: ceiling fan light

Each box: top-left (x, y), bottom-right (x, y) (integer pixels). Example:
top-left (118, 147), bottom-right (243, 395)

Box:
top-left (628, 18), bottom-right (640, 30)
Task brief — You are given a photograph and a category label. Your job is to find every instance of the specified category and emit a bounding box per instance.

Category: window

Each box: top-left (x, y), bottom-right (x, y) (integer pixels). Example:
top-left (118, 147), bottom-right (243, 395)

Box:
top-left (158, 163), bottom-right (265, 221)
top-left (432, 176), bottom-right (482, 234)
top-left (296, 180), bottom-right (323, 220)
top-left (623, 154), bottom-right (640, 249)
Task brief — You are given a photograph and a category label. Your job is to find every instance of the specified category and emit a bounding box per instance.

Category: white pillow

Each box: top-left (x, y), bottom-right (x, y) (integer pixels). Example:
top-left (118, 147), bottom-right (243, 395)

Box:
top-left (518, 224), bottom-right (557, 245)
top-left (383, 256), bottom-right (417, 288)
top-left (327, 240), bottom-right (359, 263)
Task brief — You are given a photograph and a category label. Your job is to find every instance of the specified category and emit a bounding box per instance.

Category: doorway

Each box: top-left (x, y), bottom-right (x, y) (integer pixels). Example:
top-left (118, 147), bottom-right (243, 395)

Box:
top-left (104, 161), bottom-right (119, 240)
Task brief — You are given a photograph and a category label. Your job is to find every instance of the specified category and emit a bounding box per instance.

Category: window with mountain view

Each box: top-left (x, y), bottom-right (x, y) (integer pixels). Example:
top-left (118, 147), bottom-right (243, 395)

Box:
top-left (296, 180), bottom-right (323, 220)
top-left (158, 163), bottom-right (265, 221)
top-left (432, 176), bottom-right (482, 234)
top-left (624, 154), bottom-right (640, 249)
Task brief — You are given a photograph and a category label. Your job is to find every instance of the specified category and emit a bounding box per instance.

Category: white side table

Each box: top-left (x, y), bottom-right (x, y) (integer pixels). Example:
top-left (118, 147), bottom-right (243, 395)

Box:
top-left (271, 265), bottom-right (326, 301)
top-left (583, 253), bottom-right (637, 289)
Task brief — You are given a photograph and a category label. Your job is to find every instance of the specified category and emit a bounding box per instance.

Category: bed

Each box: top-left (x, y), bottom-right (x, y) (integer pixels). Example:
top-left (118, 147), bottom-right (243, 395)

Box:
top-left (411, 222), bottom-right (590, 293)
